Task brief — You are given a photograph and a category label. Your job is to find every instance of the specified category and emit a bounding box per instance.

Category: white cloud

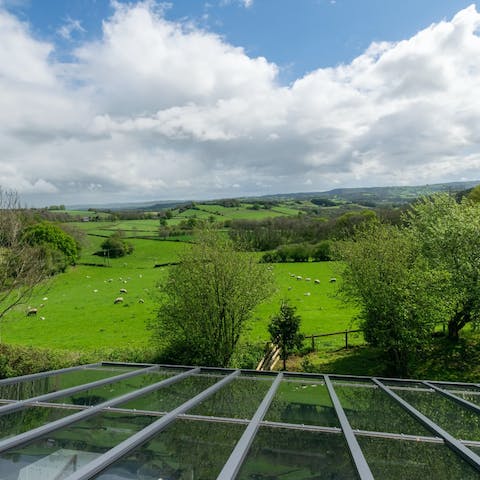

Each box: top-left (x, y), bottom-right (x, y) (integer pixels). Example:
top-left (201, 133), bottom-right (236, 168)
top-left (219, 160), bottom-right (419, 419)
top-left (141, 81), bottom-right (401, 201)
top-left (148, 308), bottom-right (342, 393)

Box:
top-left (57, 17), bottom-right (86, 40)
top-left (0, 2), bottom-right (480, 205)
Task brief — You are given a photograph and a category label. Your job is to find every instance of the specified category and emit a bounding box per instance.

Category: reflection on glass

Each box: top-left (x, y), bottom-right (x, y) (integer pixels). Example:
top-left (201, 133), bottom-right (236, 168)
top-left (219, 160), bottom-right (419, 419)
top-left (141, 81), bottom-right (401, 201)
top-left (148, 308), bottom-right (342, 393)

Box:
top-left (0, 406), bottom-right (72, 441)
top-left (94, 419), bottom-right (244, 480)
top-left (52, 372), bottom-right (172, 406)
top-left (119, 375), bottom-right (220, 412)
top-left (358, 436), bottom-right (479, 479)
top-left (264, 380), bottom-right (339, 427)
top-left (0, 412), bottom-right (155, 479)
top-left (190, 377), bottom-right (273, 419)
top-left (394, 388), bottom-right (480, 441)
top-left (443, 386), bottom-right (480, 407)
top-left (237, 427), bottom-right (356, 479)
top-left (335, 385), bottom-right (430, 435)
top-left (0, 368), bottom-right (123, 401)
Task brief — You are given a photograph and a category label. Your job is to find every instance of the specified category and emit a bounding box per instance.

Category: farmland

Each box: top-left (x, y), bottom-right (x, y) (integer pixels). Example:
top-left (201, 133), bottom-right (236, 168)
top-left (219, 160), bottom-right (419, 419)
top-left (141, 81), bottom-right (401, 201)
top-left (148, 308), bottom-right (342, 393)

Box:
top-left (0, 216), bottom-right (358, 353)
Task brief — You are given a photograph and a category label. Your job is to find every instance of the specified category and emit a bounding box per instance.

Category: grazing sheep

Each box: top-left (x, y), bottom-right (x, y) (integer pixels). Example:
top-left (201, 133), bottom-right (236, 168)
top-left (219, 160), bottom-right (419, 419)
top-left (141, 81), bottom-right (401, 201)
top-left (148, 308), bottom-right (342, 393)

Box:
top-left (288, 286), bottom-right (292, 290)
top-left (297, 276), bottom-right (302, 280)
top-left (314, 279), bottom-right (320, 284)
top-left (304, 292), bottom-right (311, 296)
top-left (305, 277), bottom-right (311, 281)
top-left (27, 308), bottom-right (38, 316)
top-left (114, 297), bottom-right (124, 304)
top-left (139, 299), bottom-right (145, 304)
top-left (42, 297), bottom-right (48, 301)
top-left (93, 289), bottom-right (98, 293)
top-left (329, 278), bottom-right (337, 283)
top-left (120, 288), bottom-right (127, 294)
top-left (40, 316), bottom-right (45, 320)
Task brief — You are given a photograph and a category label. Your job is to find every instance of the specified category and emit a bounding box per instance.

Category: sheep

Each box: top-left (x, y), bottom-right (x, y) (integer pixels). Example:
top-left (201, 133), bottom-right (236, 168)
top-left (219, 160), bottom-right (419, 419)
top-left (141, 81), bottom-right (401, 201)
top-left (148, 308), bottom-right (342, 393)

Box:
top-left (114, 297), bottom-right (124, 304)
top-left (305, 277), bottom-right (311, 281)
top-left (120, 288), bottom-right (127, 294)
top-left (296, 276), bottom-right (302, 280)
top-left (27, 308), bottom-right (38, 316)
top-left (304, 292), bottom-right (311, 296)
top-left (314, 279), bottom-right (320, 284)
top-left (139, 299), bottom-right (145, 304)
top-left (329, 278), bottom-right (337, 283)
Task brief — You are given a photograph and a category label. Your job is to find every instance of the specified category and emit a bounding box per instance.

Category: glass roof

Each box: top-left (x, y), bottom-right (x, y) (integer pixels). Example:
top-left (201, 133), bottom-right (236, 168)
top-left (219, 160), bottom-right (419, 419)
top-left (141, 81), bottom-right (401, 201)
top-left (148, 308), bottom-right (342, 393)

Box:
top-left (0, 362), bottom-right (479, 479)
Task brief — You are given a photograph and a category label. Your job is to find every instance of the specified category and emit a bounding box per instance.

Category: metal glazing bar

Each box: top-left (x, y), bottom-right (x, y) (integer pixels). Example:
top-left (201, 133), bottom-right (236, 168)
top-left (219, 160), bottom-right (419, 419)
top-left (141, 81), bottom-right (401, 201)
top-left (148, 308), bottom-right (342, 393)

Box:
top-left (0, 362), bottom-right (102, 386)
top-left (0, 364), bottom-right (160, 416)
top-left (0, 367), bottom-right (200, 454)
top-left (216, 372), bottom-right (283, 480)
top-left (64, 369), bottom-right (241, 480)
top-left (324, 375), bottom-right (375, 480)
top-left (372, 378), bottom-right (480, 472)
top-left (423, 381), bottom-right (480, 415)
top-left (99, 361), bottom-right (155, 368)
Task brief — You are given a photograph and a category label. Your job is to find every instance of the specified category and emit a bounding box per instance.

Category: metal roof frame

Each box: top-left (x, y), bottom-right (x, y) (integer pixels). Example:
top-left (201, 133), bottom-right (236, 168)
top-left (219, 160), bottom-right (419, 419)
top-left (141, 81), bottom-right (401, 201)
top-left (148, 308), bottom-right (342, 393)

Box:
top-left (0, 362), bottom-right (478, 479)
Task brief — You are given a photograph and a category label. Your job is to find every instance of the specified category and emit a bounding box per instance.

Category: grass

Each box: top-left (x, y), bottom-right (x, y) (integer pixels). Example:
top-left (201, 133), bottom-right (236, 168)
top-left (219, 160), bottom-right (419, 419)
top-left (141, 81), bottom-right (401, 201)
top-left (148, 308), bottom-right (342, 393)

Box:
top-left (247, 262), bottom-right (358, 345)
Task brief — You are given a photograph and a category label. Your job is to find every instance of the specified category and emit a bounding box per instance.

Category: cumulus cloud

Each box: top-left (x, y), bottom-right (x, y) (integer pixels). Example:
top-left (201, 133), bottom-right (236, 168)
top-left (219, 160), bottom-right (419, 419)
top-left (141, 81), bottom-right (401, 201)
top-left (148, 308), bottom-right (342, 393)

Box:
top-left (0, 2), bottom-right (480, 205)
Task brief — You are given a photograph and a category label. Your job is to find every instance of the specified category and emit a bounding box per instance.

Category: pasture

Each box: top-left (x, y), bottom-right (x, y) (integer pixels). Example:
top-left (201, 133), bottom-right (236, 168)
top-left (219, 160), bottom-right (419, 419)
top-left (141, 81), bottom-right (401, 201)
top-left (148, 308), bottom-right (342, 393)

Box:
top-left (1, 214), bottom-right (357, 354)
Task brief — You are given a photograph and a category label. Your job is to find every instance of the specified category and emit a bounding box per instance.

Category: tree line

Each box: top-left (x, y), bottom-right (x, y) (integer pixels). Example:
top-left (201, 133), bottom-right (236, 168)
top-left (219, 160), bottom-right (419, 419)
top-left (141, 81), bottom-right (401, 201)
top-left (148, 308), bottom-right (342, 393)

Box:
top-left (338, 192), bottom-right (480, 376)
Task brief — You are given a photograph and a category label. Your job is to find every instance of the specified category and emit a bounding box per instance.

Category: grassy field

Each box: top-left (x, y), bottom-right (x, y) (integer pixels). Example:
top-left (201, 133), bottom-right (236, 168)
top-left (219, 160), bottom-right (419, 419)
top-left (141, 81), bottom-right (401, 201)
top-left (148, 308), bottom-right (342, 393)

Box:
top-left (1, 230), bottom-right (356, 354)
top-left (248, 262), bottom-right (358, 344)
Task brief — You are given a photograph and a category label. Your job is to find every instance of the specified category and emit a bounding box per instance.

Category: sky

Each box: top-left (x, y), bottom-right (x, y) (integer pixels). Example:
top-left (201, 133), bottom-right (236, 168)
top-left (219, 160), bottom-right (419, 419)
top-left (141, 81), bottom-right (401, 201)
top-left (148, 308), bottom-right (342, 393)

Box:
top-left (0, 0), bottom-right (479, 206)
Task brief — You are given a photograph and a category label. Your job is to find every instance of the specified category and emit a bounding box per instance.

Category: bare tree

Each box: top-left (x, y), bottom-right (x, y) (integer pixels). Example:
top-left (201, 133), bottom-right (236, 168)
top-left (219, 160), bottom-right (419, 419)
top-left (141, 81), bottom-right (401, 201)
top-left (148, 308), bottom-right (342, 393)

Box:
top-left (0, 189), bottom-right (49, 321)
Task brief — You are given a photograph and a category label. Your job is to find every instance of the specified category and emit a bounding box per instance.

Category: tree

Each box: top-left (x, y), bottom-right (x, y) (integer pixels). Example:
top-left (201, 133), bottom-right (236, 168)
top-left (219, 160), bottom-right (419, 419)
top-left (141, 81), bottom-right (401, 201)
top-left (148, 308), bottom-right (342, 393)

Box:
top-left (151, 230), bottom-right (274, 367)
top-left (337, 221), bottom-right (447, 376)
top-left (100, 231), bottom-right (133, 258)
top-left (406, 194), bottom-right (480, 339)
top-left (22, 221), bottom-right (78, 273)
top-left (268, 301), bottom-right (303, 370)
top-left (0, 189), bottom-right (51, 321)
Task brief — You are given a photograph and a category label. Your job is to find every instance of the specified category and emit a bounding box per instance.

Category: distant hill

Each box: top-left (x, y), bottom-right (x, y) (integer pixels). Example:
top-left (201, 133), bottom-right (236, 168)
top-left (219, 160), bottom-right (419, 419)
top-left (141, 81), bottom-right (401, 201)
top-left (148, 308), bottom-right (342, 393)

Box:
top-left (252, 181), bottom-right (480, 205)
top-left (69, 180), bottom-right (480, 210)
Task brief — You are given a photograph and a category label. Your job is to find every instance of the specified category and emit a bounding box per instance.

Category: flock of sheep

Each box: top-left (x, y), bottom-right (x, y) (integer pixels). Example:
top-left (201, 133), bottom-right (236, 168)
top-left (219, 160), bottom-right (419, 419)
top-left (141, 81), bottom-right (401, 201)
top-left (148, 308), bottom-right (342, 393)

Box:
top-left (26, 275), bottom-right (146, 317)
top-left (288, 273), bottom-right (336, 297)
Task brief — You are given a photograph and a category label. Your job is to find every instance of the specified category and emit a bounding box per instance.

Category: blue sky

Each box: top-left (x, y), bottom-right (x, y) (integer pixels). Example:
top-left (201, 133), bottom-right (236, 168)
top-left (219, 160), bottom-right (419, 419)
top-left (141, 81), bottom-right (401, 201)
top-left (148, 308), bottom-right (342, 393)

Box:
top-left (10, 0), bottom-right (475, 81)
top-left (0, 0), bottom-right (479, 204)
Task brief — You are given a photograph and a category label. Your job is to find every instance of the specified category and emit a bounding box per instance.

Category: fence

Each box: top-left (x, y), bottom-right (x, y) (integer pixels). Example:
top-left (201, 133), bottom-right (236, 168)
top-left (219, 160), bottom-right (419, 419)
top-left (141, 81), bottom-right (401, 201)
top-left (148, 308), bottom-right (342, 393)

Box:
top-left (304, 329), bottom-right (363, 351)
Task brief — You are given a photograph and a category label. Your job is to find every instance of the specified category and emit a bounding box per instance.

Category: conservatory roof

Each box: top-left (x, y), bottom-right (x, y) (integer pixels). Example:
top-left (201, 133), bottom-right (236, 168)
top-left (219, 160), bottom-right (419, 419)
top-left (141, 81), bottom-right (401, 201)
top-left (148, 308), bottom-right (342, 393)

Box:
top-left (0, 362), bottom-right (479, 479)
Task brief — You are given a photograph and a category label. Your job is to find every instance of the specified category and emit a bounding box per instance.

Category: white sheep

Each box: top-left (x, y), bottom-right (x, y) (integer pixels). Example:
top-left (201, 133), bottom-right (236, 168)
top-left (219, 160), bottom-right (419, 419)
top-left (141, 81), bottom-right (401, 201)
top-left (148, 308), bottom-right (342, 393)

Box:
top-left (114, 297), bottom-right (124, 304)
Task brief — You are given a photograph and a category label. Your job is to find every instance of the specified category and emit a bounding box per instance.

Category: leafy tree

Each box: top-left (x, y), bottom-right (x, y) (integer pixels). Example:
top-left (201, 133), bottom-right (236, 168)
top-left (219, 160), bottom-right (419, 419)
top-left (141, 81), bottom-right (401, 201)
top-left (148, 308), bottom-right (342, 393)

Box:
top-left (151, 230), bottom-right (274, 367)
top-left (0, 189), bottom-right (51, 321)
top-left (22, 221), bottom-right (78, 273)
top-left (407, 194), bottom-right (480, 339)
top-left (467, 184), bottom-right (480, 203)
top-left (338, 222), bottom-right (447, 376)
top-left (268, 301), bottom-right (304, 370)
top-left (100, 231), bottom-right (133, 258)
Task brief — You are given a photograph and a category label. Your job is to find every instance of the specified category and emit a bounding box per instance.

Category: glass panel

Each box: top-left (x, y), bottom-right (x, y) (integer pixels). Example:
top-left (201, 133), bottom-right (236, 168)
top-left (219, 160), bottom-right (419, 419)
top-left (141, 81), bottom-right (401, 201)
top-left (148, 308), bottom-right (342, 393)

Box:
top-left (0, 412), bottom-right (155, 479)
top-left (119, 374), bottom-right (220, 412)
top-left (264, 379), bottom-right (339, 427)
top-left (335, 385), bottom-right (430, 435)
top-left (394, 388), bottom-right (480, 441)
top-left (0, 368), bottom-right (126, 401)
top-left (190, 377), bottom-right (273, 419)
top-left (94, 419), bottom-right (245, 480)
top-left (0, 406), bottom-right (72, 441)
top-left (51, 371), bottom-right (172, 406)
top-left (358, 436), bottom-right (479, 479)
top-left (237, 427), bottom-right (357, 479)
top-left (441, 387), bottom-right (480, 407)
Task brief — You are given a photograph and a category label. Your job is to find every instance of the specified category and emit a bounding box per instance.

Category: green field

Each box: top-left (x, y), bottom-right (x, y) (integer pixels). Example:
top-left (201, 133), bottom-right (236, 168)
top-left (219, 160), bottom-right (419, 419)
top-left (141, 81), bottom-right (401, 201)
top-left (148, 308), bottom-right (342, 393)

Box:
top-left (1, 227), bottom-right (357, 353)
